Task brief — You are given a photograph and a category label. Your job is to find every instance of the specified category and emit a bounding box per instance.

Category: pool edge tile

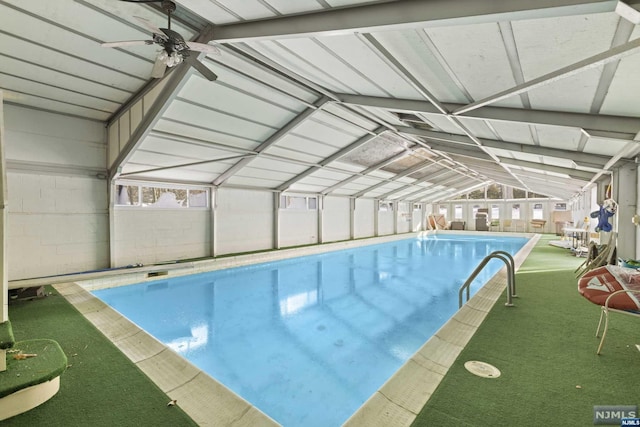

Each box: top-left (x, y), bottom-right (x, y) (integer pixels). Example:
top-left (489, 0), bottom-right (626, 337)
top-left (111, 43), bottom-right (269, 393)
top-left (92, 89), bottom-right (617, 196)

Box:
top-left (229, 407), bottom-right (281, 427)
top-left (114, 329), bottom-right (166, 363)
top-left (136, 348), bottom-right (201, 393)
top-left (342, 392), bottom-right (417, 427)
top-left (168, 372), bottom-right (277, 427)
top-left (378, 358), bottom-right (444, 414)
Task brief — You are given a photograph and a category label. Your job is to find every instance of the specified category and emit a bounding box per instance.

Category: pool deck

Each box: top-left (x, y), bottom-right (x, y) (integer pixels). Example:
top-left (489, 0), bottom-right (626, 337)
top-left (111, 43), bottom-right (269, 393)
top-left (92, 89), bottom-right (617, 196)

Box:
top-left (52, 231), bottom-right (538, 427)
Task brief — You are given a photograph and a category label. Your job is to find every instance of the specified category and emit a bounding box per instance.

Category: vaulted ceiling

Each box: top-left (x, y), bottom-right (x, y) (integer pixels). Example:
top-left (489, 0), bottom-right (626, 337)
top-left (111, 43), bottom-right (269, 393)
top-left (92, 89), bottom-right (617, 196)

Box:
top-left (2, 0), bottom-right (640, 202)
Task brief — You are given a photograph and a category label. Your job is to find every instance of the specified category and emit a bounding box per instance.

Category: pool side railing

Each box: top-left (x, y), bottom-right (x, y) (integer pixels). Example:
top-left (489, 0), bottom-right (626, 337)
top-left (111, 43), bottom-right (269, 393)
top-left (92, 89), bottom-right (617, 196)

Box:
top-left (458, 251), bottom-right (517, 308)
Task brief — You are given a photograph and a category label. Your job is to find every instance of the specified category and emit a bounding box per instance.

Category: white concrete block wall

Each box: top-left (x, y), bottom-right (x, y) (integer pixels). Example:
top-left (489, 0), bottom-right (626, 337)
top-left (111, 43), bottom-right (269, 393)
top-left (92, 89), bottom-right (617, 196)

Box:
top-left (113, 209), bottom-right (210, 266)
top-left (396, 202), bottom-right (412, 234)
top-left (215, 188), bottom-right (274, 254)
top-left (412, 209), bottom-right (424, 231)
top-left (322, 196), bottom-right (350, 243)
top-left (7, 173), bottom-right (108, 280)
top-left (354, 198), bottom-right (375, 238)
top-left (4, 106), bottom-right (108, 280)
top-left (280, 210), bottom-right (318, 247)
top-left (378, 211), bottom-right (395, 235)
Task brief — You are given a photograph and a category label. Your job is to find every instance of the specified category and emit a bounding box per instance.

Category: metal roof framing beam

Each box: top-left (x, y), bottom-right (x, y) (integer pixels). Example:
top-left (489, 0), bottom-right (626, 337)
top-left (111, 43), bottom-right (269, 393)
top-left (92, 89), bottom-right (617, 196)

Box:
top-left (213, 0), bottom-right (617, 42)
top-left (396, 126), bottom-right (611, 167)
top-left (212, 96), bottom-right (328, 186)
top-left (108, 63), bottom-right (193, 182)
top-left (500, 158), bottom-right (596, 180)
top-left (454, 37), bottom-right (640, 115)
top-left (353, 32), bottom-right (527, 192)
top-left (339, 94), bottom-right (640, 135)
top-left (276, 127), bottom-right (385, 192)
top-left (321, 150), bottom-right (411, 195)
top-left (375, 169), bottom-right (462, 200)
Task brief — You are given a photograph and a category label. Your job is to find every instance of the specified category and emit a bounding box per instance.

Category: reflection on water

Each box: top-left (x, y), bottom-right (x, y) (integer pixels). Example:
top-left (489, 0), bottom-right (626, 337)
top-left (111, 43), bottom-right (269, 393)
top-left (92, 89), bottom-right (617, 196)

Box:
top-left (94, 235), bottom-right (526, 427)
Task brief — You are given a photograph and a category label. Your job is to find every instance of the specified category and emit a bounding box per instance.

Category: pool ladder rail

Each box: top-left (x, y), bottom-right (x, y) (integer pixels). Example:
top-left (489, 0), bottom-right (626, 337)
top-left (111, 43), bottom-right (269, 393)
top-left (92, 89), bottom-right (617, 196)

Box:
top-left (458, 251), bottom-right (517, 308)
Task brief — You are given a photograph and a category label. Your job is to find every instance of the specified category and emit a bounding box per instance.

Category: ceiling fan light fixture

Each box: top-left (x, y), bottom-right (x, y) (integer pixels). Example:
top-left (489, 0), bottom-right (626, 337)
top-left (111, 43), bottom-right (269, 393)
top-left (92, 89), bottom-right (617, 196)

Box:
top-left (157, 49), bottom-right (182, 67)
top-left (165, 51), bottom-right (183, 67)
top-left (157, 49), bottom-right (168, 63)
top-left (104, 1), bottom-right (217, 80)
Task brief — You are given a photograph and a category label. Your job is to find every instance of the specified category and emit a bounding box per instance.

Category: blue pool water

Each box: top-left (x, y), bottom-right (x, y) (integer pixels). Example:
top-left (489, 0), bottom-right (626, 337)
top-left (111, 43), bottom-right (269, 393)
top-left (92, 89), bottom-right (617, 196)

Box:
top-left (93, 234), bottom-right (527, 426)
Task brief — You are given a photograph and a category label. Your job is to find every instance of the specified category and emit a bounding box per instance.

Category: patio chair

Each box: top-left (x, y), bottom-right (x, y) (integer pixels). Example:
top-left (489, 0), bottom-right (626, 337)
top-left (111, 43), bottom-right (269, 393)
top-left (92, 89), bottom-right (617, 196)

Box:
top-left (512, 219), bottom-right (527, 232)
top-left (530, 219), bottom-right (546, 232)
top-left (594, 289), bottom-right (640, 354)
top-left (578, 264), bottom-right (640, 354)
top-left (427, 214), bottom-right (449, 230)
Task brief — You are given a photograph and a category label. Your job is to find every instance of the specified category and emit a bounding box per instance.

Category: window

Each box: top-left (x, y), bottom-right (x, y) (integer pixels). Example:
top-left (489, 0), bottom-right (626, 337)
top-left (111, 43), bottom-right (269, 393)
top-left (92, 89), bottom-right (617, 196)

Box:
top-left (308, 197), bottom-right (318, 210)
top-left (472, 204), bottom-right (480, 218)
top-left (188, 190), bottom-right (208, 207)
top-left (116, 185), bottom-right (139, 206)
top-left (469, 188), bottom-right (485, 199)
top-left (439, 206), bottom-right (447, 218)
top-left (529, 192), bottom-right (547, 198)
top-left (454, 204), bottom-right (463, 220)
top-left (486, 184), bottom-right (503, 199)
top-left (532, 203), bottom-right (544, 220)
top-left (413, 203), bottom-right (422, 211)
top-left (491, 204), bottom-right (500, 219)
top-left (379, 201), bottom-right (393, 212)
top-left (281, 195), bottom-right (318, 210)
top-left (115, 183), bottom-right (209, 208)
top-left (513, 188), bottom-right (527, 199)
top-left (554, 203), bottom-right (567, 210)
top-left (512, 203), bottom-right (521, 219)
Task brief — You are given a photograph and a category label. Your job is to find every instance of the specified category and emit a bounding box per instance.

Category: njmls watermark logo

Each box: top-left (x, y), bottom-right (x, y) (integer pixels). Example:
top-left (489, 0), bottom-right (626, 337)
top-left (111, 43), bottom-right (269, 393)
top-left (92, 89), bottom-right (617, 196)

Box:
top-left (593, 405), bottom-right (638, 425)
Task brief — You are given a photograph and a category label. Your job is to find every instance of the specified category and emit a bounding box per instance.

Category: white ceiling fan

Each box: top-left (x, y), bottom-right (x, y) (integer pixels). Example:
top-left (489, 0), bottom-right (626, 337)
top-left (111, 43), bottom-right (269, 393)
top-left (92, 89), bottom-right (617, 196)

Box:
top-left (102, 0), bottom-right (219, 81)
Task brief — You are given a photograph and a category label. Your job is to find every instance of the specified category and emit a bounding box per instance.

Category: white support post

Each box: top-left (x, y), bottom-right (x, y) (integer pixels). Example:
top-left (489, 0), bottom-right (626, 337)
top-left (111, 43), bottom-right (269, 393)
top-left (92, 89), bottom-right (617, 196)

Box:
top-left (393, 201), bottom-right (398, 235)
top-left (210, 187), bottom-right (217, 258)
top-left (374, 199), bottom-right (379, 237)
top-left (274, 192), bottom-right (281, 249)
top-left (317, 195), bottom-right (323, 244)
top-left (108, 181), bottom-right (116, 268)
top-left (350, 197), bottom-right (356, 240)
top-left (0, 91), bottom-right (7, 324)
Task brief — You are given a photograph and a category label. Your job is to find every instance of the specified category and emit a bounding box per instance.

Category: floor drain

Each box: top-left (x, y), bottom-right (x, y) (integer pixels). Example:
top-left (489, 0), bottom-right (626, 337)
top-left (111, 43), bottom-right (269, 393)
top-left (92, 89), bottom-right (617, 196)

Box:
top-left (464, 361), bottom-right (501, 378)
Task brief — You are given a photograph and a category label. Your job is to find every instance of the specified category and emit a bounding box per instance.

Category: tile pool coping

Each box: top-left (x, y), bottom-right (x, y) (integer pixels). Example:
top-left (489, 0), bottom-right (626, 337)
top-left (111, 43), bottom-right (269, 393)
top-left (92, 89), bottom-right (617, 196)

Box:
top-left (53, 231), bottom-right (539, 426)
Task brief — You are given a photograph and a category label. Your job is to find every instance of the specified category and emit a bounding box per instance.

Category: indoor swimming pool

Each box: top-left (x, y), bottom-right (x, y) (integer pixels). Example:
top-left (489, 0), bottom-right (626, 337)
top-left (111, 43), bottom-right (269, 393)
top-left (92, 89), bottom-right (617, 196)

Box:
top-left (92, 234), bottom-right (528, 426)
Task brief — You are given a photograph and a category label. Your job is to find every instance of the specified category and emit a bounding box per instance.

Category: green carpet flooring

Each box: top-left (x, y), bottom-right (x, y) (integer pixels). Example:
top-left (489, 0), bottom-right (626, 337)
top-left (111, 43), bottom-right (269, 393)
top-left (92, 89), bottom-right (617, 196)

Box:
top-left (412, 235), bottom-right (640, 426)
top-left (4, 287), bottom-right (197, 427)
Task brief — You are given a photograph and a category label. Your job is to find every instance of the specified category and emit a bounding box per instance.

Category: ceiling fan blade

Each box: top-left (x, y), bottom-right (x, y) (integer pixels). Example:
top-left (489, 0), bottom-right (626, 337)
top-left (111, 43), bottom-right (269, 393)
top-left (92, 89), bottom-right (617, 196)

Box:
top-left (151, 54), bottom-right (167, 79)
top-left (134, 15), bottom-right (163, 35)
top-left (186, 41), bottom-right (221, 56)
top-left (102, 40), bottom-right (152, 48)
top-left (184, 55), bottom-right (218, 81)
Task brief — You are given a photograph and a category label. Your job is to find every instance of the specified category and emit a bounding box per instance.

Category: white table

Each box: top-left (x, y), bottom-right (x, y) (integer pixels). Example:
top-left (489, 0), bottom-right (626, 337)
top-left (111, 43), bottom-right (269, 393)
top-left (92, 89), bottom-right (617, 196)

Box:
top-left (563, 227), bottom-right (589, 249)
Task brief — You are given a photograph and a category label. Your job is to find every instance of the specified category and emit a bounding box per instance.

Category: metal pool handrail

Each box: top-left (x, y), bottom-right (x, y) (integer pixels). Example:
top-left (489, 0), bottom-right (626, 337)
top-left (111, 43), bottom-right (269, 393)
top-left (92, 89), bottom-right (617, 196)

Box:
top-left (458, 250), bottom-right (516, 308)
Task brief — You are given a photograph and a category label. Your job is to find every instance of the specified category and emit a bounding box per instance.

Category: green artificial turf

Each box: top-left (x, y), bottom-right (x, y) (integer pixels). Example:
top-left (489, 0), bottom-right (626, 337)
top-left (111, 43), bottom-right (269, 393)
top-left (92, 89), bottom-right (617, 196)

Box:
top-left (412, 235), bottom-right (640, 426)
top-left (0, 319), bottom-right (15, 349)
top-left (4, 287), bottom-right (197, 427)
top-left (2, 339), bottom-right (67, 398)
